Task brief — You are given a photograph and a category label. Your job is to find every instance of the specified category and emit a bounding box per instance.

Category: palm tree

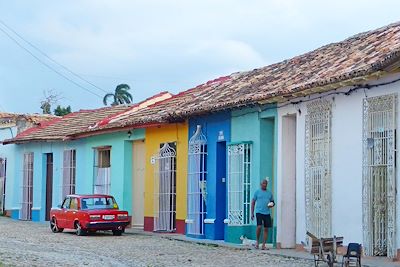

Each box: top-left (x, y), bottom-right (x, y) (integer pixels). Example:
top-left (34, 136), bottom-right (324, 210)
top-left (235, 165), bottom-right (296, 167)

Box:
top-left (103, 84), bottom-right (133, 106)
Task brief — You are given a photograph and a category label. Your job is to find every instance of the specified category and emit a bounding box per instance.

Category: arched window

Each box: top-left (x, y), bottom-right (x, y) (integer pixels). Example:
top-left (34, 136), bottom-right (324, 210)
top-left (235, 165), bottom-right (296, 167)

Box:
top-left (187, 125), bottom-right (207, 235)
top-left (154, 142), bottom-right (177, 232)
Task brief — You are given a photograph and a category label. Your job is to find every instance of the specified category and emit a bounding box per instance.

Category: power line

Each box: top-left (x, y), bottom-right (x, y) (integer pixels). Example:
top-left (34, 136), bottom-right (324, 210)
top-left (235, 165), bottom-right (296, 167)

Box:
top-left (0, 25), bottom-right (102, 98)
top-left (0, 19), bottom-right (108, 94)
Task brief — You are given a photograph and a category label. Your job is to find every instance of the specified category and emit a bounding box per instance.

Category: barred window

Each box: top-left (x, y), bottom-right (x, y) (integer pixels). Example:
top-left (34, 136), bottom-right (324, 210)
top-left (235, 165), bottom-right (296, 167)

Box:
top-left (94, 147), bottom-right (111, 194)
top-left (62, 149), bottom-right (76, 199)
top-left (21, 152), bottom-right (34, 221)
top-left (227, 142), bottom-right (251, 226)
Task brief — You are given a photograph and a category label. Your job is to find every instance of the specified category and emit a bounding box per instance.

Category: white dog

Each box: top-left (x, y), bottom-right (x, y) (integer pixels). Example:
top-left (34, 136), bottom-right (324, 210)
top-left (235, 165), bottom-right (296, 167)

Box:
top-left (240, 235), bottom-right (257, 247)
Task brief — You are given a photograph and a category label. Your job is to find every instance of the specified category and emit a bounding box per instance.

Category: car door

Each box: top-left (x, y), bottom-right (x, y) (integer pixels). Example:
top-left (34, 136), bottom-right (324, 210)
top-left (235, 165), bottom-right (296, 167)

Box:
top-left (66, 197), bottom-right (79, 229)
top-left (57, 197), bottom-right (70, 228)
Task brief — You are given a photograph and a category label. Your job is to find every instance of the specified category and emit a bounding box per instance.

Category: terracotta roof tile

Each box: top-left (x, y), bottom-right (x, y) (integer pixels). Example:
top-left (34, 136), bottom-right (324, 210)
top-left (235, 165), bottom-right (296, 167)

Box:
top-left (89, 22), bottom-right (400, 131)
top-left (5, 21), bottom-right (400, 142)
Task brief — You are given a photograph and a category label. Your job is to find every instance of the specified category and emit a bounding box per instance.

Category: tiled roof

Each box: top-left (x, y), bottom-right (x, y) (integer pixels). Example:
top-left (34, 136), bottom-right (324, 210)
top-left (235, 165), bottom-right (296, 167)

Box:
top-left (82, 21), bottom-right (400, 133)
top-left (5, 21), bottom-right (400, 142)
top-left (0, 112), bottom-right (56, 124)
top-left (4, 106), bottom-right (131, 143)
top-left (4, 92), bottom-right (172, 144)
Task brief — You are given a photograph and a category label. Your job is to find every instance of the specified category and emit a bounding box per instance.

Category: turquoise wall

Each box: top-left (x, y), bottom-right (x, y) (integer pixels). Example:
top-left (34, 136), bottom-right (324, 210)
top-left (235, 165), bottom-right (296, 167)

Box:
top-left (11, 141), bottom-right (84, 221)
top-left (9, 129), bottom-right (145, 222)
top-left (82, 130), bottom-right (144, 214)
top-left (227, 105), bottom-right (278, 244)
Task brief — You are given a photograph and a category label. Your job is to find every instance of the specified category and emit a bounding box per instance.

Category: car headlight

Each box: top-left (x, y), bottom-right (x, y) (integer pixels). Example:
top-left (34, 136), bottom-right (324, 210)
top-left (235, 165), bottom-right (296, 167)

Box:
top-left (90, 215), bottom-right (101, 220)
top-left (117, 214), bottom-right (128, 220)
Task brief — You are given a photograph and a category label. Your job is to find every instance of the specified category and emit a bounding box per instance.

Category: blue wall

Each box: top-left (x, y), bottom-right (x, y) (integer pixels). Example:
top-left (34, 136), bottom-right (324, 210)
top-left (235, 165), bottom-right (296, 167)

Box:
top-left (188, 111), bottom-right (231, 240)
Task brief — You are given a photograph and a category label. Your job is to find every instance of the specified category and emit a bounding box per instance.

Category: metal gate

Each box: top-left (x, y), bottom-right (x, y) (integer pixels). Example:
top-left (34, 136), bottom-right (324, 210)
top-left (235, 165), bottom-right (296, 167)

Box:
top-left (305, 100), bottom-right (332, 238)
top-left (21, 152), bottom-right (34, 221)
top-left (187, 125), bottom-right (207, 236)
top-left (153, 142), bottom-right (177, 232)
top-left (0, 158), bottom-right (6, 214)
top-left (362, 94), bottom-right (397, 258)
top-left (227, 142), bottom-right (251, 226)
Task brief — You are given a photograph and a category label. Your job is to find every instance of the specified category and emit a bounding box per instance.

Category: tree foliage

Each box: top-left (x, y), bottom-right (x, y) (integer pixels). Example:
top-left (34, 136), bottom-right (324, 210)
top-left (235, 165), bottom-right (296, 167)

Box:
top-left (54, 105), bottom-right (72, 116)
top-left (103, 84), bottom-right (133, 106)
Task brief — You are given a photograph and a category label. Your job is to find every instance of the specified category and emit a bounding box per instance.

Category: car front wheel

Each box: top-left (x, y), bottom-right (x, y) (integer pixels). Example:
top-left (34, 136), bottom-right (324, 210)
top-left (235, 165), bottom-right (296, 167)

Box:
top-left (75, 221), bottom-right (86, 236)
top-left (50, 217), bottom-right (64, 233)
top-left (112, 229), bottom-right (123, 236)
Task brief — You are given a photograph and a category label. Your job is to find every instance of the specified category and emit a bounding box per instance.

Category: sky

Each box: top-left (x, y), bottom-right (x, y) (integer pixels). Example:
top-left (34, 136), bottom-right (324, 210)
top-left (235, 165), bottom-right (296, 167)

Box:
top-left (0, 0), bottom-right (400, 114)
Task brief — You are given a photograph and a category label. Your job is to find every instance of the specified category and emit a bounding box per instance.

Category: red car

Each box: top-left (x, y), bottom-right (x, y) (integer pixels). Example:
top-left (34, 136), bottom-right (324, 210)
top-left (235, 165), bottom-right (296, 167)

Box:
top-left (49, 194), bottom-right (130, 236)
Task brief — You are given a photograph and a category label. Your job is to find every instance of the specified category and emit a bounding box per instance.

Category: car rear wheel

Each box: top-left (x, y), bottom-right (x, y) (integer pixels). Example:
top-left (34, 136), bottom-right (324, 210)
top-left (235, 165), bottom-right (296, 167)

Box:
top-left (50, 217), bottom-right (64, 233)
top-left (75, 221), bottom-right (86, 236)
top-left (112, 229), bottom-right (123, 236)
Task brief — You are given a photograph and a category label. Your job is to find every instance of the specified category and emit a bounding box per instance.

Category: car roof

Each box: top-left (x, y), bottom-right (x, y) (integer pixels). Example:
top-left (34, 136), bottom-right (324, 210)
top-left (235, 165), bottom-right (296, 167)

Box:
top-left (66, 194), bottom-right (114, 199)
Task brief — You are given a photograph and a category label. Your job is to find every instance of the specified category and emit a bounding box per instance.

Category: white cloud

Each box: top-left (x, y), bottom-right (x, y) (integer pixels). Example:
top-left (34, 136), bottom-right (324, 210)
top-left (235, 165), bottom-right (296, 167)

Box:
top-left (1, 0), bottom-right (400, 112)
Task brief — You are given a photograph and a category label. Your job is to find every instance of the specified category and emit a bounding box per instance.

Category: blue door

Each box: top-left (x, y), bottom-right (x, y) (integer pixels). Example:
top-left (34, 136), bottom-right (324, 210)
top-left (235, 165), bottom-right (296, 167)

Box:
top-left (215, 141), bottom-right (226, 240)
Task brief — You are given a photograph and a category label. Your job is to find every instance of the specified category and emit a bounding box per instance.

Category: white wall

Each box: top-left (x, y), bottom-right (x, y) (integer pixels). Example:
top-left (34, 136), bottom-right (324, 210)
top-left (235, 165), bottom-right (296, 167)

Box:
top-left (0, 126), bottom-right (17, 211)
top-left (277, 73), bottom-right (400, 248)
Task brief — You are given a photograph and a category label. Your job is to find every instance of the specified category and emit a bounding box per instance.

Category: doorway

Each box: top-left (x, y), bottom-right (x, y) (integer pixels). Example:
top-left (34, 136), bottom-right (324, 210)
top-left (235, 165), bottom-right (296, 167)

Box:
top-left (215, 141), bottom-right (227, 240)
top-left (0, 158), bottom-right (6, 214)
top-left (132, 140), bottom-right (146, 229)
top-left (153, 142), bottom-right (177, 232)
top-left (280, 115), bottom-right (296, 248)
top-left (363, 94), bottom-right (397, 257)
top-left (45, 153), bottom-right (53, 221)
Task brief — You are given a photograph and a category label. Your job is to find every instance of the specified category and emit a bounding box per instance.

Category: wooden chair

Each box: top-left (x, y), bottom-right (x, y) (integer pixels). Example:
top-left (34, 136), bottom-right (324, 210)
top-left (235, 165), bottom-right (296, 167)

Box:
top-left (306, 231), bottom-right (344, 267)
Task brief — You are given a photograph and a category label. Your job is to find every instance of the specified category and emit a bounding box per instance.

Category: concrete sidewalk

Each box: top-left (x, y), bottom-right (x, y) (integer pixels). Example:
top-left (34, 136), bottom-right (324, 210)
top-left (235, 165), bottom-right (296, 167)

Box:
top-left (124, 228), bottom-right (400, 267)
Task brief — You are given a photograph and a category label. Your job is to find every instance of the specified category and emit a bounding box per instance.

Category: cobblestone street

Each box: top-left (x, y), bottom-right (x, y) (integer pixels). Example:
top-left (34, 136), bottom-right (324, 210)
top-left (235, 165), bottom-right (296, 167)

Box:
top-left (0, 217), bottom-right (313, 267)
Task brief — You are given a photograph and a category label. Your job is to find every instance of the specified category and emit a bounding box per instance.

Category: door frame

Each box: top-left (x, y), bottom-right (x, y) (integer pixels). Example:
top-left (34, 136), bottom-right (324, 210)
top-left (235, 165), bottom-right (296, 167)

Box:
top-left (279, 114), bottom-right (297, 248)
top-left (45, 153), bottom-right (54, 221)
top-left (132, 140), bottom-right (145, 229)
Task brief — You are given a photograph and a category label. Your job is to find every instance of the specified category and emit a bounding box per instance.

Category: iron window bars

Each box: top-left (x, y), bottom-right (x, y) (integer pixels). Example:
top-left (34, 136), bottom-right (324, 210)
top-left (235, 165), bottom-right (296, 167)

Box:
top-left (187, 125), bottom-right (207, 236)
top-left (305, 100), bottom-right (332, 239)
top-left (154, 142), bottom-right (177, 232)
top-left (227, 142), bottom-right (252, 226)
top-left (21, 152), bottom-right (34, 221)
top-left (362, 94), bottom-right (397, 258)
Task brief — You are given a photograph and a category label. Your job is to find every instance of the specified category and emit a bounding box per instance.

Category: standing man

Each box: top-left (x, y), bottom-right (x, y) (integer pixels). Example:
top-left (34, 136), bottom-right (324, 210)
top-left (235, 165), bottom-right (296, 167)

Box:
top-left (251, 178), bottom-right (274, 250)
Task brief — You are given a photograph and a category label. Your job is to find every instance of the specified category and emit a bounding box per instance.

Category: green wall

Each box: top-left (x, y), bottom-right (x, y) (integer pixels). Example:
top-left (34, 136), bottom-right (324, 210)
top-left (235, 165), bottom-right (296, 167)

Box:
top-left (227, 106), bottom-right (277, 244)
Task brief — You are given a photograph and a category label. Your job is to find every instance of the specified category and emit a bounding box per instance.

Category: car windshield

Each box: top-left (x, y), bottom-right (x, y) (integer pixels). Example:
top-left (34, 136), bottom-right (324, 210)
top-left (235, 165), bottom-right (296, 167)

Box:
top-left (80, 197), bottom-right (118, 210)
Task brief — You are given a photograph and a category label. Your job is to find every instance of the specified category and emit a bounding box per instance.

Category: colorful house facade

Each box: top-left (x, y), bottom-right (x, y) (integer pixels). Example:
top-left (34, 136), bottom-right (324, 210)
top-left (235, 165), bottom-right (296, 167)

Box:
top-left (2, 20), bottom-right (400, 259)
top-left (144, 122), bottom-right (188, 234)
top-left (0, 113), bottom-right (54, 216)
top-left (225, 106), bottom-right (278, 244)
top-left (186, 111), bottom-right (231, 240)
top-left (276, 73), bottom-right (400, 258)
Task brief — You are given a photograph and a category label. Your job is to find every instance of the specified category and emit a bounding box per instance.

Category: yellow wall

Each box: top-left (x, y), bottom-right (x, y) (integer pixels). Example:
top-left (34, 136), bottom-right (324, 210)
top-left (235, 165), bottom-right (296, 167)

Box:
top-left (144, 122), bottom-right (188, 221)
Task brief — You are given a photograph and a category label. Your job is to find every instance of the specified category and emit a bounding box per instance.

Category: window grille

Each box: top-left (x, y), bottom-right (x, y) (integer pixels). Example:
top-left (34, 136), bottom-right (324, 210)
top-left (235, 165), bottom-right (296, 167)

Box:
top-left (21, 152), bottom-right (34, 220)
top-left (153, 142), bottom-right (177, 232)
top-left (305, 100), bottom-right (332, 238)
top-left (0, 157), bottom-right (6, 214)
top-left (227, 142), bottom-right (251, 226)
top-left (93, 148), bottom-right (111, 194)
top-left (187, 125), bottom-right (207, 235)
top-left (362, 94), bottom-right (397, 258)
top-left (62, 150), bottom-right (76, 199)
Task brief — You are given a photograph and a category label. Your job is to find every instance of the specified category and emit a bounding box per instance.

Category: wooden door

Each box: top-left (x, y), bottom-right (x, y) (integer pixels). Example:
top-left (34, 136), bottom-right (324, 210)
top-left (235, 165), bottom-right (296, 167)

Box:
top-left (45, 153), bottom-right (53, 221)
top-left (132, 140), bottom-right (145, 228)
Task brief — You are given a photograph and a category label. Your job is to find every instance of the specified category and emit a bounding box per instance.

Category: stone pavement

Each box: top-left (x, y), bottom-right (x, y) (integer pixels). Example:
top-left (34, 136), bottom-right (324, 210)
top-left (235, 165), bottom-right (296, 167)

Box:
top-left (125, 228), bottom-right (400, 267)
